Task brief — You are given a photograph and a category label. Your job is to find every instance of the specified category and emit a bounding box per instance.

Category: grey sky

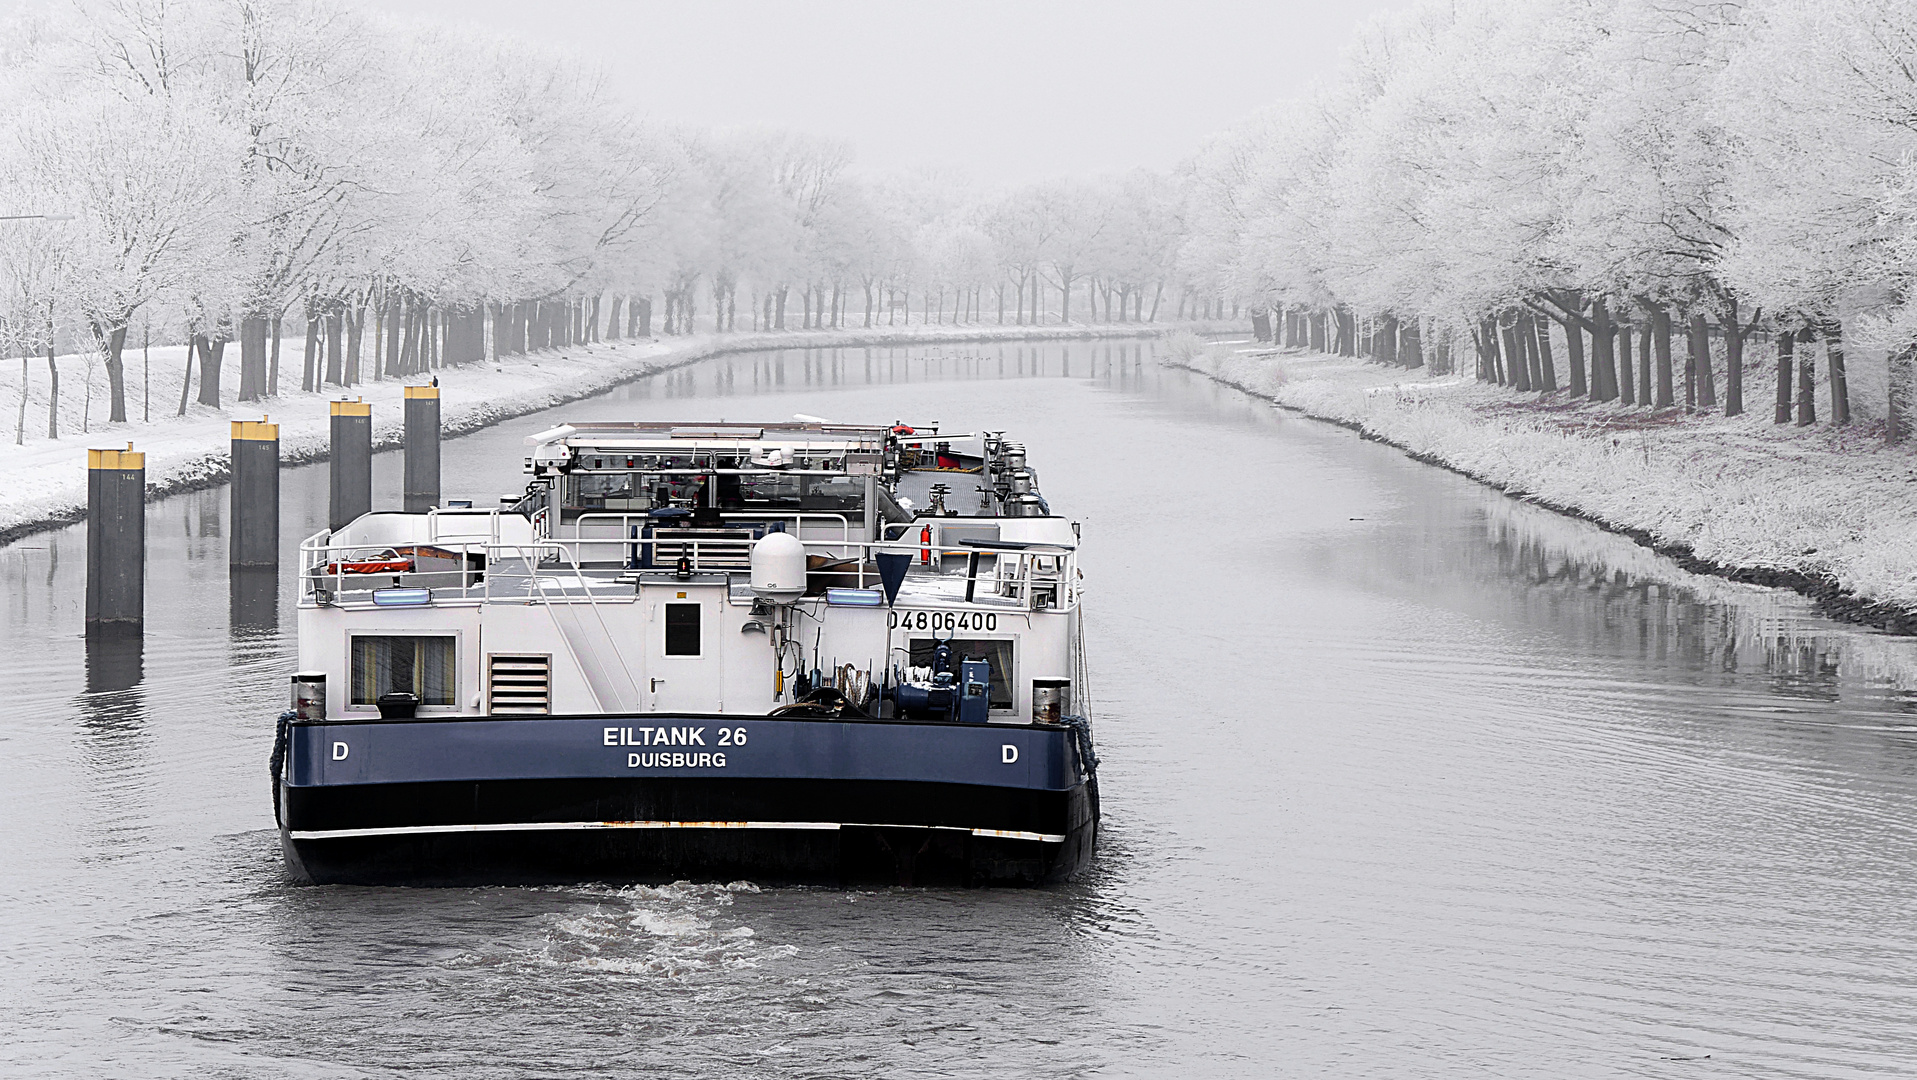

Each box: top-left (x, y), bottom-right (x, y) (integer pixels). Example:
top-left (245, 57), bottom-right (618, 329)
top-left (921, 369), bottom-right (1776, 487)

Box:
top-left (365, 0), bottom-right (1407, 187)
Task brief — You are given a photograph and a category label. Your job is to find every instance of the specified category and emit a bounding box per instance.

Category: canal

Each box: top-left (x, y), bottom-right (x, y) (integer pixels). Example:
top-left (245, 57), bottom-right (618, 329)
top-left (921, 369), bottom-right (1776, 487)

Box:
top-left (4, 338), bottom-right (1915, 1077)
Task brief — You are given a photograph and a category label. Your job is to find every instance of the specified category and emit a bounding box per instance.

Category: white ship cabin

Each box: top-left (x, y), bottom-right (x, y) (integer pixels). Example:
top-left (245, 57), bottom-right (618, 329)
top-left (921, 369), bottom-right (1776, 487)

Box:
top-left (294, 421), bottom-right (1084, 725)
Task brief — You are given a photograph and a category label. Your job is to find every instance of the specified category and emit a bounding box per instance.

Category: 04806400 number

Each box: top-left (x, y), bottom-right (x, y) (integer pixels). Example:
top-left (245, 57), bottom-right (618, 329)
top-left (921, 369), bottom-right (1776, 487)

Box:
top-left (887, 610), bottom-right (998, 632)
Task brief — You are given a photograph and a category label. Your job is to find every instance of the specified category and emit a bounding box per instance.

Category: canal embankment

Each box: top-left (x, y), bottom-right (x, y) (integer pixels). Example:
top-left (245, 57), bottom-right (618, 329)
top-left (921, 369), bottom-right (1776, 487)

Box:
top-left (1166, 335), bottom-right (1917, 633)
top-left (0, 321), bottom-right (1230, 547)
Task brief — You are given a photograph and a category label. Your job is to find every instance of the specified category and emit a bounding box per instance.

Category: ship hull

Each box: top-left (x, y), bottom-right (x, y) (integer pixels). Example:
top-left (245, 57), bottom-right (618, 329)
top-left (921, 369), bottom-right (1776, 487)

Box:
top-left (277, 713), bottom-right (1096, 887)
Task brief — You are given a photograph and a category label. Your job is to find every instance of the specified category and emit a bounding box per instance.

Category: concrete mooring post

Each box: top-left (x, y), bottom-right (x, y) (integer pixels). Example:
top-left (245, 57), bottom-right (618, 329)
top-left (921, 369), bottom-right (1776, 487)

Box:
top-left (230, 418), bottom-right (280, 568)
top-left (404, 384), bottom-right (441, 513)
top-left (86, 445), bottom-right (145, 637)
top-left (329, 399), bottom-right (371, 530)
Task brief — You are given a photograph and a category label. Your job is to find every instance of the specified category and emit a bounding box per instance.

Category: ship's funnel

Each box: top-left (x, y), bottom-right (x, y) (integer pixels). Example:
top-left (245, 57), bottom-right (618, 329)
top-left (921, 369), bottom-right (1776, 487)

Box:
top-left (876, 551), bottom-right (912, 606)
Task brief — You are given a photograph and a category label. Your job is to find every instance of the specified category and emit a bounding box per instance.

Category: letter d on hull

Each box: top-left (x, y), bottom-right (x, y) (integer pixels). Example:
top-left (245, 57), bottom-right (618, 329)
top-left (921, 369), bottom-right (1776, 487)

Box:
top-left (332, 741), bottom-right (350, 760)
top-left (1002, 744), bottom-right (1019, 764)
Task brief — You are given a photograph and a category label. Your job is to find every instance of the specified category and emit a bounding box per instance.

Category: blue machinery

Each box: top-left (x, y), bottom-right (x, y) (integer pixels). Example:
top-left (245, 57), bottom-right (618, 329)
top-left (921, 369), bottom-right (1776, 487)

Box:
top-left (889, 640), bottom-right (992, 724)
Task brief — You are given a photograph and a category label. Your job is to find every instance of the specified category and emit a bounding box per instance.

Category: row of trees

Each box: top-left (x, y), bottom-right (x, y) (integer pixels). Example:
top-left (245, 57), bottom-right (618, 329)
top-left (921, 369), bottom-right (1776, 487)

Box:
top-left (0, 0), bottom-right (1224, 441)
top-left (1190, 0), bottom-right (1917, 440)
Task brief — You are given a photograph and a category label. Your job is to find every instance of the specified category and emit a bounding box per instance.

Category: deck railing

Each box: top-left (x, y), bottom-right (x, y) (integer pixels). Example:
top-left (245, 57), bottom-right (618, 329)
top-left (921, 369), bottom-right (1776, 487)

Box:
top-left (297, 530), bottom-right (1077, 611)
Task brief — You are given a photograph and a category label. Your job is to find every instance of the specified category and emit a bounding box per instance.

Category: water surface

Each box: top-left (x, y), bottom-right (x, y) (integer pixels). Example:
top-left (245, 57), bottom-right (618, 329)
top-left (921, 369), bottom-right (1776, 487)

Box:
top-left (4, 339), bottom-right (1916, 1077)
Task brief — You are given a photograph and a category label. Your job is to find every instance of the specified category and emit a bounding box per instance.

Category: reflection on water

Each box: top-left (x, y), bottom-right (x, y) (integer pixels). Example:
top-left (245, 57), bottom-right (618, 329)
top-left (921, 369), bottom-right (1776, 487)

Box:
top-left (3, 338), bottom-right (1917, 1077)
top-left (228, 567), bottom-right (278, 638)
top-left (82, 635), bottom-right (144, 699)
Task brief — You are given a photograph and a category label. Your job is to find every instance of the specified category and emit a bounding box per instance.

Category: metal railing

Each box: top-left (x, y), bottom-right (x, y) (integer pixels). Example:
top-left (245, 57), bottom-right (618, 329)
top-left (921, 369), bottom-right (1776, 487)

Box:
top-left (297, 530), bottom-right (1078, 611)
top-left (544, 511), bottom-right (858, 568)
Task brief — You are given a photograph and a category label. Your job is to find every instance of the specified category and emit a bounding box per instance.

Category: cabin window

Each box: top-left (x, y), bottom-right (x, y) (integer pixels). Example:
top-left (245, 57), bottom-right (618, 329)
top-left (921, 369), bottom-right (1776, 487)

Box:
top-left (664, 603), bottom-right (701, 656)
top-left (909, 638), bottom-right (1014, 710)
top-left (566, 472), bottom-right (650, 511)
top-left (732, 473), bottom-right (863, 512)
top-left (350, 635), bottom-right (454, 706)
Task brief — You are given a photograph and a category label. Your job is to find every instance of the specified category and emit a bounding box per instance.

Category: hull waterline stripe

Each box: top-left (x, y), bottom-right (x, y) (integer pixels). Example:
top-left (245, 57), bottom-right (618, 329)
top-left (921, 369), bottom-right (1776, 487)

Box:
top-left (288, 820), bottom-right (1067, 843)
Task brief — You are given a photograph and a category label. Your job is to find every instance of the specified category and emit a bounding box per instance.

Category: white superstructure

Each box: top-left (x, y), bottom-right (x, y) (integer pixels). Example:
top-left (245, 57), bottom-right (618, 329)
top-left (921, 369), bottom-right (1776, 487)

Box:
top-left (293, 421), bottom-right (1084, 725)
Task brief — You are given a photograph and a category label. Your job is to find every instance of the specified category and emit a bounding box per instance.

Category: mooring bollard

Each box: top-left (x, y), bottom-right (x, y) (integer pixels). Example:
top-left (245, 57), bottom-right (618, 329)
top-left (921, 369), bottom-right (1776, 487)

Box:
top-left (329, 399), bottom-right (371, 530)
top-left (230, 418), bottom-right (280, 568)
top-left (86, 444), bottom-right (145, 638)
top-left (404, 384), bottom-right (440, 513)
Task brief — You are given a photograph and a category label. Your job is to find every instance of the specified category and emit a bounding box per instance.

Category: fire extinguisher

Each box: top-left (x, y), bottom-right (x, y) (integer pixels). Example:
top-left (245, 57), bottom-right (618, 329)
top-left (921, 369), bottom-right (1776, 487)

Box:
top-left (920, 523), bottom-right (932, 565)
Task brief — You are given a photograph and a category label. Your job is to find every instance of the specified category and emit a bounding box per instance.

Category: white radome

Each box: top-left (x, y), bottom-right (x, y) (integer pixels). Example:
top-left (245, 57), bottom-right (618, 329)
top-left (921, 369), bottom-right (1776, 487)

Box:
top-left (749, 531), bottom-right (808, 602)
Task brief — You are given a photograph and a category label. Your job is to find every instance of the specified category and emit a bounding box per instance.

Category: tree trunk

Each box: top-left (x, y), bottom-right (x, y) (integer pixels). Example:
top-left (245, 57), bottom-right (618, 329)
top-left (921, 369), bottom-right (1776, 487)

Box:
top-left (176, 336), bottom-right (195, 417)
top-left (1889, 343), bottom-right (1917, 444)
top-left (400, 304), bottom-right (419, 375)
top-left (1532, 315), bottom-right (1556, 390)
top-left (637, 297), bottom-right (653, 337)
top-left (1503, 319), bottom-right (1531, 392)
top-left (196, 333), bottom-right (225, 408)
top-left (325, 309), bottom-right (343, 385)
top-left (1589, 300), bottom-right (1618, 401)
top-left (1652, 307), bottom-right (1674, 408)
top-left (47, 331), bottom-right (61, 436)
top-left (1563, 320), bottom-right (1587, 397)
top-left (1774, 331), bottom-right (1794, 424)
top-left (1721, 308), bottom-right (1744, 417)
top-left (301, 315), bottom-right (318, 393)
top-left (1825, 319), bottom-right (1851, 425)
top-left (1618, 325), bottom-right (1637, 404)
top-left (385, 297), bottom-right (403, 373)
top-left (269, 315), bottom-right (281, 396)
top-left (1795, 326), bottom-right (1816, 425)
top-left (97, 321), bottom-right (130, 422)
top-left (1522, 314), bottom-right (1544, 387)
top-left (239, 315), bottom-right (268, 402)
top-left (1638, 322), bottom-right (1654, 408)
top-left (345, 305), bottom-right (364, 383)
top-left (1691, 313), bottom-right (1715, 409)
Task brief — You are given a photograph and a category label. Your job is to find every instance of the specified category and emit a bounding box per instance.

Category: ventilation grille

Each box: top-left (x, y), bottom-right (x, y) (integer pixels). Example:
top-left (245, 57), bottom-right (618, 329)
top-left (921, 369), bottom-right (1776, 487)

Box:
top-left (488, 653), bottom-right (551, 714)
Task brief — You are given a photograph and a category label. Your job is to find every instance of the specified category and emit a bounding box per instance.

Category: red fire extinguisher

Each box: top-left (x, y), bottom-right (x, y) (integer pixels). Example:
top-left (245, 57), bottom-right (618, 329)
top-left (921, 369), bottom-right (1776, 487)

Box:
top-left (920, 524), bottom-right (932, 565)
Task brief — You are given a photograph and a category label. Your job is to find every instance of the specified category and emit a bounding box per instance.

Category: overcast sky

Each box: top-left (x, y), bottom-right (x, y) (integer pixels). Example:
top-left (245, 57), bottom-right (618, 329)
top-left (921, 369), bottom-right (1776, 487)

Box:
top-left (364, 0), bottom-right (1406, 187)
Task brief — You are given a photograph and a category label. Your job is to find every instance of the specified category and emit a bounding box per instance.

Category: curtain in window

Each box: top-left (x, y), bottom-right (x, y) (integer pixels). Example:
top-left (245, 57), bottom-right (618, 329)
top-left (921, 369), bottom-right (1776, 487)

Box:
top-left (351, 636), bottom-right (454, 705)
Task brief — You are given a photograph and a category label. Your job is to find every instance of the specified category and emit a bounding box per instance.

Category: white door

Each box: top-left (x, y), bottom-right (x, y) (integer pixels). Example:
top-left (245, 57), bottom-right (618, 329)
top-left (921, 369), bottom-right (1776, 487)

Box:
top-left (645, 585), bottom-right (725, 712)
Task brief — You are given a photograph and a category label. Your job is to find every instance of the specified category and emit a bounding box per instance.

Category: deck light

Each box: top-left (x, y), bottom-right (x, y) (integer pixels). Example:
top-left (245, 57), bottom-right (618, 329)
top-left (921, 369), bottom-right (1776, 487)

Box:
top-left (372, 587), bottom-right (432, 607)
top-left (825, 588), bottom-right (885, 607)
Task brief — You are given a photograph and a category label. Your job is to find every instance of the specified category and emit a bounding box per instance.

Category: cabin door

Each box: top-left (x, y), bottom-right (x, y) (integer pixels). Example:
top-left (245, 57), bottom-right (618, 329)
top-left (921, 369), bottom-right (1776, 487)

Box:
top-left (644, 585), bottom-right (725, 712)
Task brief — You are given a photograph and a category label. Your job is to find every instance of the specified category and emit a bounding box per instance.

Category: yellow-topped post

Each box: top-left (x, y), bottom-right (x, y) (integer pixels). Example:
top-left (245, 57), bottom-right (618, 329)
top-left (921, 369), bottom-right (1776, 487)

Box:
top-left (329, 398), bottom-right (372, 529)
top-left (230, 417), bottom-right (280, 569)
top-left (404, 383), bottom-right (440, 513)
top-left (86, 443), bottom-right (145, 636)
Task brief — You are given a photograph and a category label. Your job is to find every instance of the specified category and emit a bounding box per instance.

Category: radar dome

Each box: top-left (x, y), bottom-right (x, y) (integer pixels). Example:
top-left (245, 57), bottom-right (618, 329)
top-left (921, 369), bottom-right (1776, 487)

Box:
top-left (749, 531), bottom-right (807, 602)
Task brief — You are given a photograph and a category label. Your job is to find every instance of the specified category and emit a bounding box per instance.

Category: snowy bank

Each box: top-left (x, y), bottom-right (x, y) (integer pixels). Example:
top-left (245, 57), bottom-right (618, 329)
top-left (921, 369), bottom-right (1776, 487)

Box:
top-left (1167, 339), bottom-right (1917, 633)
top-left (0, 321), bottom-right (1228, 545)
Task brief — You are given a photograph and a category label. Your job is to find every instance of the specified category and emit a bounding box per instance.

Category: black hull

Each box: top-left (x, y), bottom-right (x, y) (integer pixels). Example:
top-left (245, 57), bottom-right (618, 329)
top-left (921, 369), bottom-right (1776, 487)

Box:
top-left (281, 776), bottom-right (1097, 887)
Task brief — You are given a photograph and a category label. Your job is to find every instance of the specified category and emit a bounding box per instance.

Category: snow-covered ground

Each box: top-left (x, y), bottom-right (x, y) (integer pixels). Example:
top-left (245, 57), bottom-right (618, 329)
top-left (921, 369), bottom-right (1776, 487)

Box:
top-left (1168, 337), bottom-right (1917, 625)
top-left (0, 321), bottom-right (1224, 543)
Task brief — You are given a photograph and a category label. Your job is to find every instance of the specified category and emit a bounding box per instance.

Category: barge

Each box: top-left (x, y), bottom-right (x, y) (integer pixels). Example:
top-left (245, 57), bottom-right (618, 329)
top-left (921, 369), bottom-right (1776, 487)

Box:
top-left (273, 419), bottom-right (1098, 886)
